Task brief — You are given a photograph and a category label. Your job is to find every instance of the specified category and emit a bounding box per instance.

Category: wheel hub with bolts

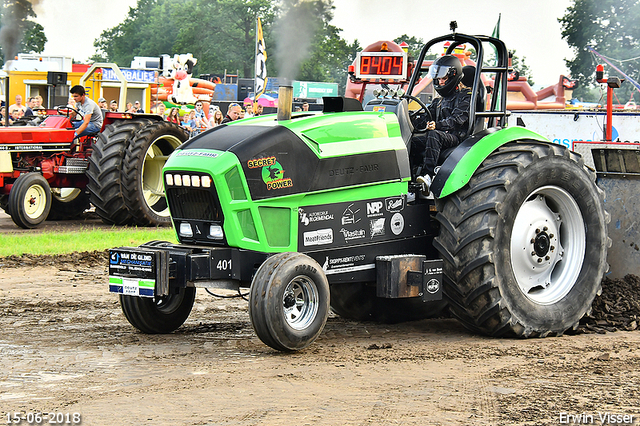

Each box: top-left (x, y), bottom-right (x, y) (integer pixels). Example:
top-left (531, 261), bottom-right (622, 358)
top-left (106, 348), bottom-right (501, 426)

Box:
top-left (282, 275), bottom-right (319, 331)
top-left (511, 186), bottom-right (585, 305)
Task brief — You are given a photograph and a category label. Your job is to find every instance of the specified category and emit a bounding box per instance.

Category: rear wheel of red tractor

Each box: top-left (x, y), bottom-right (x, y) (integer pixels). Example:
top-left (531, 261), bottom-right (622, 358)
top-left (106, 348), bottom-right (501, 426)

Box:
top-left (8, 172), bottom-right (52, 229)
top-left (121, 121), bottom-right (188, 226)
top-left (87, 120), bottom-right (151, 225)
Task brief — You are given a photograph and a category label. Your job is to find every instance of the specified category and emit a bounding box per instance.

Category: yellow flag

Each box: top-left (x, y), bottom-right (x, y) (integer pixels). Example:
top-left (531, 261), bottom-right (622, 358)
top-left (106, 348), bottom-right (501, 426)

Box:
top-left (255, 17), bottom-right (267, 100)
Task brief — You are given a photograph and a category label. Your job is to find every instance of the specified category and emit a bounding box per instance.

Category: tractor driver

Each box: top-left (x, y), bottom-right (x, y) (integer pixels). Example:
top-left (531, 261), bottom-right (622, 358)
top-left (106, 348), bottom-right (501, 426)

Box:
top-left (410, 54), bottom-right (471, 194)
top-left (69, 85), bottom-right (103, 138)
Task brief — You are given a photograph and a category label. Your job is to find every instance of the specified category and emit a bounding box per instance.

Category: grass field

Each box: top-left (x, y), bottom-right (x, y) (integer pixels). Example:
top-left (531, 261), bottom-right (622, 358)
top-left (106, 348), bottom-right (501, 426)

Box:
top-left (0, 227), bottom-right (178, 257)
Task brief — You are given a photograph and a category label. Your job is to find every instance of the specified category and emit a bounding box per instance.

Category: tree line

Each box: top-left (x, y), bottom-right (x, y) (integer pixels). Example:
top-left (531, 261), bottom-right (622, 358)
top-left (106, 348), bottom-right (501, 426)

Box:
top-left (3, 0), bottom-right (640, 100)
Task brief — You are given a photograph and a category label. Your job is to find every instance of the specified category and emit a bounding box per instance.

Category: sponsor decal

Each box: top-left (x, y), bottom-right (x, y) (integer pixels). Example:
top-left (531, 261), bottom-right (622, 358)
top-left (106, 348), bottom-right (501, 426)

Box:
top-left (303, 228), bottom-right (333, 246)
top-left (370, 218), bottom-right (386, 238)
top-left (390, 212), bottom-right (405, 235)
top-left (340, 227), bottom-right (366, 242)
top-left (372, 106), bottom-right (386, 112)
top-left (248, 156), bottom-right (276, 168)
top-left (248, 156), bottom-right (294, 190)
top-left (341, 203), bottom-right (361, 225)
top-left (426, 278), bottom-right (440, 294)
top-left (385, 196), bottom-right (405, 212)
top-left (366, 200), bottom-right (384, 217)
top-left (299, 208), bottom-right (334, 226)
top-left (321, 254), bottom-right (374, 275)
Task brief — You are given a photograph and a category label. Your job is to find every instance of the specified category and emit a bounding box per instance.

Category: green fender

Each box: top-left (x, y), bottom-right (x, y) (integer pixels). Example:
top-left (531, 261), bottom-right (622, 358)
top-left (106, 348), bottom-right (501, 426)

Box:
top-left (431, 126), bottom-right (550, 198)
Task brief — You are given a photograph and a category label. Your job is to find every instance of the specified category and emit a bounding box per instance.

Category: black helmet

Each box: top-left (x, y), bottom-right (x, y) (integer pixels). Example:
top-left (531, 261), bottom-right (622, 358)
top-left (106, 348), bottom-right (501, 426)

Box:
top-left (429, 54), bottom-right (462, 97)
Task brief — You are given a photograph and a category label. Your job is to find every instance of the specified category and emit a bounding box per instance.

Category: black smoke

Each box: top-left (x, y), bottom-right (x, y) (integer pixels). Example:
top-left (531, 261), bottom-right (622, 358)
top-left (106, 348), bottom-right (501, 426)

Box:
top-left (0, 0), bottom-right (42, 63)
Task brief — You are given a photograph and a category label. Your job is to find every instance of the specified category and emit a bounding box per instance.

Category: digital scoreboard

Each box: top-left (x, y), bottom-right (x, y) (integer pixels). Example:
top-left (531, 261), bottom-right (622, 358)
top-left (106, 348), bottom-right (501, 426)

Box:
top-left (355, 51), bottom-right (408, 81)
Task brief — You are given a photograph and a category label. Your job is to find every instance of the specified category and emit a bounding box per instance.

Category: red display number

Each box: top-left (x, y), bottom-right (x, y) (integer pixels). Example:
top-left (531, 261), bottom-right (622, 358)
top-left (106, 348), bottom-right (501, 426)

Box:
top-left (360, 54), bottom-right (404, 77)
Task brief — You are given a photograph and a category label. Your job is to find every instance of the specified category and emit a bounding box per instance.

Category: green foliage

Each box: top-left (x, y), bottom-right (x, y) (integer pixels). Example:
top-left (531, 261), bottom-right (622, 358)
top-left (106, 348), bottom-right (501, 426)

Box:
top-left (510, 50), bottom-right (534, 86)
top-left (274, 0), bottom-right (358, 93)
top-left (560, 0), bottom-right (640, 102)
top-left (92, 0), bottom-right (357, 94)
top-left (0, 0), bottom-right (47, 65)
top-left (393, 34), bottom-right (424, 60)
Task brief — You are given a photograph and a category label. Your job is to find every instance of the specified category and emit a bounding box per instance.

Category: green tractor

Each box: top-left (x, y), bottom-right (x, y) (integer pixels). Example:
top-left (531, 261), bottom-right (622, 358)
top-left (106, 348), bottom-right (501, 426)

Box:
top-left (108, 31), bottom-right (609, 351)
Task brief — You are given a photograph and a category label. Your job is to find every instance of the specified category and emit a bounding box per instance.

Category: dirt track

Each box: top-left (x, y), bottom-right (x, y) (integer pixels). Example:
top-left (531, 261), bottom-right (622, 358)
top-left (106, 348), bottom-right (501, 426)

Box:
top-left (1, 211), bottom-right (640, 425)
top-left (0, 247), bottom-right (639, 426)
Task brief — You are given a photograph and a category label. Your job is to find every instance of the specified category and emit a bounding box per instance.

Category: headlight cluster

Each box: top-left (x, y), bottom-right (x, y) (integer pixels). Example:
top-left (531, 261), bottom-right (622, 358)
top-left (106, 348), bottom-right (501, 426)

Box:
top-left (178, 222), bottom-right (224, 240)
top-left (165, 173), bottom-right (212, 188)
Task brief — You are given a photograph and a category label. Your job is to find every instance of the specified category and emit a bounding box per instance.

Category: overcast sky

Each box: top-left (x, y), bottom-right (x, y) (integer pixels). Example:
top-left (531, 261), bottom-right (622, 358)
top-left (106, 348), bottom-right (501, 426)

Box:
top-left (33, 0), bottom-right (575, 88)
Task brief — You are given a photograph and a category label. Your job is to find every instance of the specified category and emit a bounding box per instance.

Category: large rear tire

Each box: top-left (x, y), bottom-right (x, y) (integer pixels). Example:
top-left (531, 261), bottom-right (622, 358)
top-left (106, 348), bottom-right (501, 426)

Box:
top-left (121, 121), bottom-right (187, 226)
top-left (249, 253), bottom-right (330, 351)
top-left (8, 172), bottom-right (52, 229)
top-left (120, 287), bottom-right (196, 334)
top-left (47, 188), bottom-right (90, 220)
top-left (434, 141), bottom-right (609, 337)
top-left (329, 282), bottom-right (448, 323)
top-left (86, 120), bottom-right (152, 225)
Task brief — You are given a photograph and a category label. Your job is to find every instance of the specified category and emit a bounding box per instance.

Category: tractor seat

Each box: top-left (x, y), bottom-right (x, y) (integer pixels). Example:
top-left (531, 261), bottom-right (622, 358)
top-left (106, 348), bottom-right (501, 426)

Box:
top-left (462, 65), bottom-right (486, 135)
top-left (437, 66), bottom-right (486, 165)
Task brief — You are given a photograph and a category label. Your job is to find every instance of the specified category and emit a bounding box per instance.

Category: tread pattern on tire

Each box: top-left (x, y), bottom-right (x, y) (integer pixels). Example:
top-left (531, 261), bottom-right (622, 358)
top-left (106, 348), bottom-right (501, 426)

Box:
top-left (86, 120), bottom-right (151, 225)
top-left (121, 121), bottom-right (188, 226)
top-left (434, 141), bottom-right (609, 338)
top-left (120, 287), bottom-right (196, 334)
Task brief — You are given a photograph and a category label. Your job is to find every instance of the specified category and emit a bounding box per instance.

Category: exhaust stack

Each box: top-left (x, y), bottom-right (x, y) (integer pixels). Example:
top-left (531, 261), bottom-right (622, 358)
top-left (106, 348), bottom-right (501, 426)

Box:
top-left (277, 80), bottom-right (293, 121)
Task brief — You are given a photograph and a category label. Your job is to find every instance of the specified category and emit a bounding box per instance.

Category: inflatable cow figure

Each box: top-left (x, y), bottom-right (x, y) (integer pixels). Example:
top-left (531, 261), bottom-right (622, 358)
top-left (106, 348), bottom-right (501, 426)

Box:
top-left (166, 54), bottom-right (199, 105)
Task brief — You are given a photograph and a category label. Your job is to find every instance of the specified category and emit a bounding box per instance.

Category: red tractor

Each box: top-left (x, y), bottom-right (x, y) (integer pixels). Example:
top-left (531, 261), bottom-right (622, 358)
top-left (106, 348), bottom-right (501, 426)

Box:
top-left (0, 106), bottom-right (188, 228)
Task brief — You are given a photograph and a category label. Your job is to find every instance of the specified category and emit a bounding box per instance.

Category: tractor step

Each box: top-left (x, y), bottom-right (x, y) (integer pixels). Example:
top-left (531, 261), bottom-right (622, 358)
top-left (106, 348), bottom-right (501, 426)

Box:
top-left (58, 158), bottom-right (89, 174)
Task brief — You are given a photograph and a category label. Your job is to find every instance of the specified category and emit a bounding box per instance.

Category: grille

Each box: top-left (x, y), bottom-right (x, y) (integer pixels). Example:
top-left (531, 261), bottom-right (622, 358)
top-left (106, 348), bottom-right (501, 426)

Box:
top-left (166, 186), bottom-right (222, 221)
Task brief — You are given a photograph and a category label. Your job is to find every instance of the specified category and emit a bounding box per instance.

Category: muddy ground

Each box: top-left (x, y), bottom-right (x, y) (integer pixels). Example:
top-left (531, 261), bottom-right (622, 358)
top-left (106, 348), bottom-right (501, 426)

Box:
top-left (1, 210), bottom-right (639, 425)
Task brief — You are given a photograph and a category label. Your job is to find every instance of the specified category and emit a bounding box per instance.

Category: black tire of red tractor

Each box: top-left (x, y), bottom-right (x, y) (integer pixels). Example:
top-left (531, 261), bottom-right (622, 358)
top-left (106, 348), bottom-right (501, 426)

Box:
top-left (0, 194), bottom-right (9, 215)
top-left (434, 141), bottom-right (609, 337)
top-left (329, 282), bottom-right (448, 324)
top-left (86, 120), bottom-right (152, 225)
top-left (249, 252), bottom-right (330, 352)
top-left (121, 121), bottom-right (188, 226)
top-left (8, 172), bottom-right (52, 229)
top-left (47, 189), bottom-right (90, 220)
top-left (119, 287), bottom-right (196, 334)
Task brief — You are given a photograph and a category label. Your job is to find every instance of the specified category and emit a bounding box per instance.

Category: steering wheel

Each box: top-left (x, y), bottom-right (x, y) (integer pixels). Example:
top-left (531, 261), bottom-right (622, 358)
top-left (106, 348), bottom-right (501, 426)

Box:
top-left (55, 105), bottom-right (83, 119)
top-left (401, 94), bottom-right (432, 132)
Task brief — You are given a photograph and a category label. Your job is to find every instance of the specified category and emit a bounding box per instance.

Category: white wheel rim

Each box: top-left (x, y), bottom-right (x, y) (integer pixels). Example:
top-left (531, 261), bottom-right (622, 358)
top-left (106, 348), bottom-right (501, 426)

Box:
top-left (23, 183), bottom-right (47, 219)
top-left (142, 134), bottom-right (182, 217)
top-left (510, 185), bottom-right (586, 305)
top-left (282, 275), bottom-right (319, 330)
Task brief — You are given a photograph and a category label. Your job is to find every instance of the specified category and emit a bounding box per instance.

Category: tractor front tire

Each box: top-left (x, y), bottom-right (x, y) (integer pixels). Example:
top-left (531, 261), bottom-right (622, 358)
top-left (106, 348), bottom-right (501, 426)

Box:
top-left (434, 141), bottom-right (609, 337)
top-left (8, 172), bottom-right (52, 229)
top-left (121, 121), bottom-right (188, 226)
top-left (120, 287), bottom-right (196, 334)
top-left (249, 253), bottom-right (330, 351)
top-left (86, 120), bottom-right (152, 225)
top-left (329, 282), bottom-right (448, 323)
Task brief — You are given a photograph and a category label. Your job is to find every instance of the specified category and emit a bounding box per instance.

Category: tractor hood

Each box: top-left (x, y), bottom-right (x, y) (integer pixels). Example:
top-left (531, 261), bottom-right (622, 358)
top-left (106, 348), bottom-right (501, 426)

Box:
top-left (165, 112), bottom-right (410, 201)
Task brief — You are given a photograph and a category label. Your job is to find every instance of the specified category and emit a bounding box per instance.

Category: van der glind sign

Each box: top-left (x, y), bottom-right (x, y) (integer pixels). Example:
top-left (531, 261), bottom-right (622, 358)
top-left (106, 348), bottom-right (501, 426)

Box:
top-left (101, 68), bottom-right (156, 84)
